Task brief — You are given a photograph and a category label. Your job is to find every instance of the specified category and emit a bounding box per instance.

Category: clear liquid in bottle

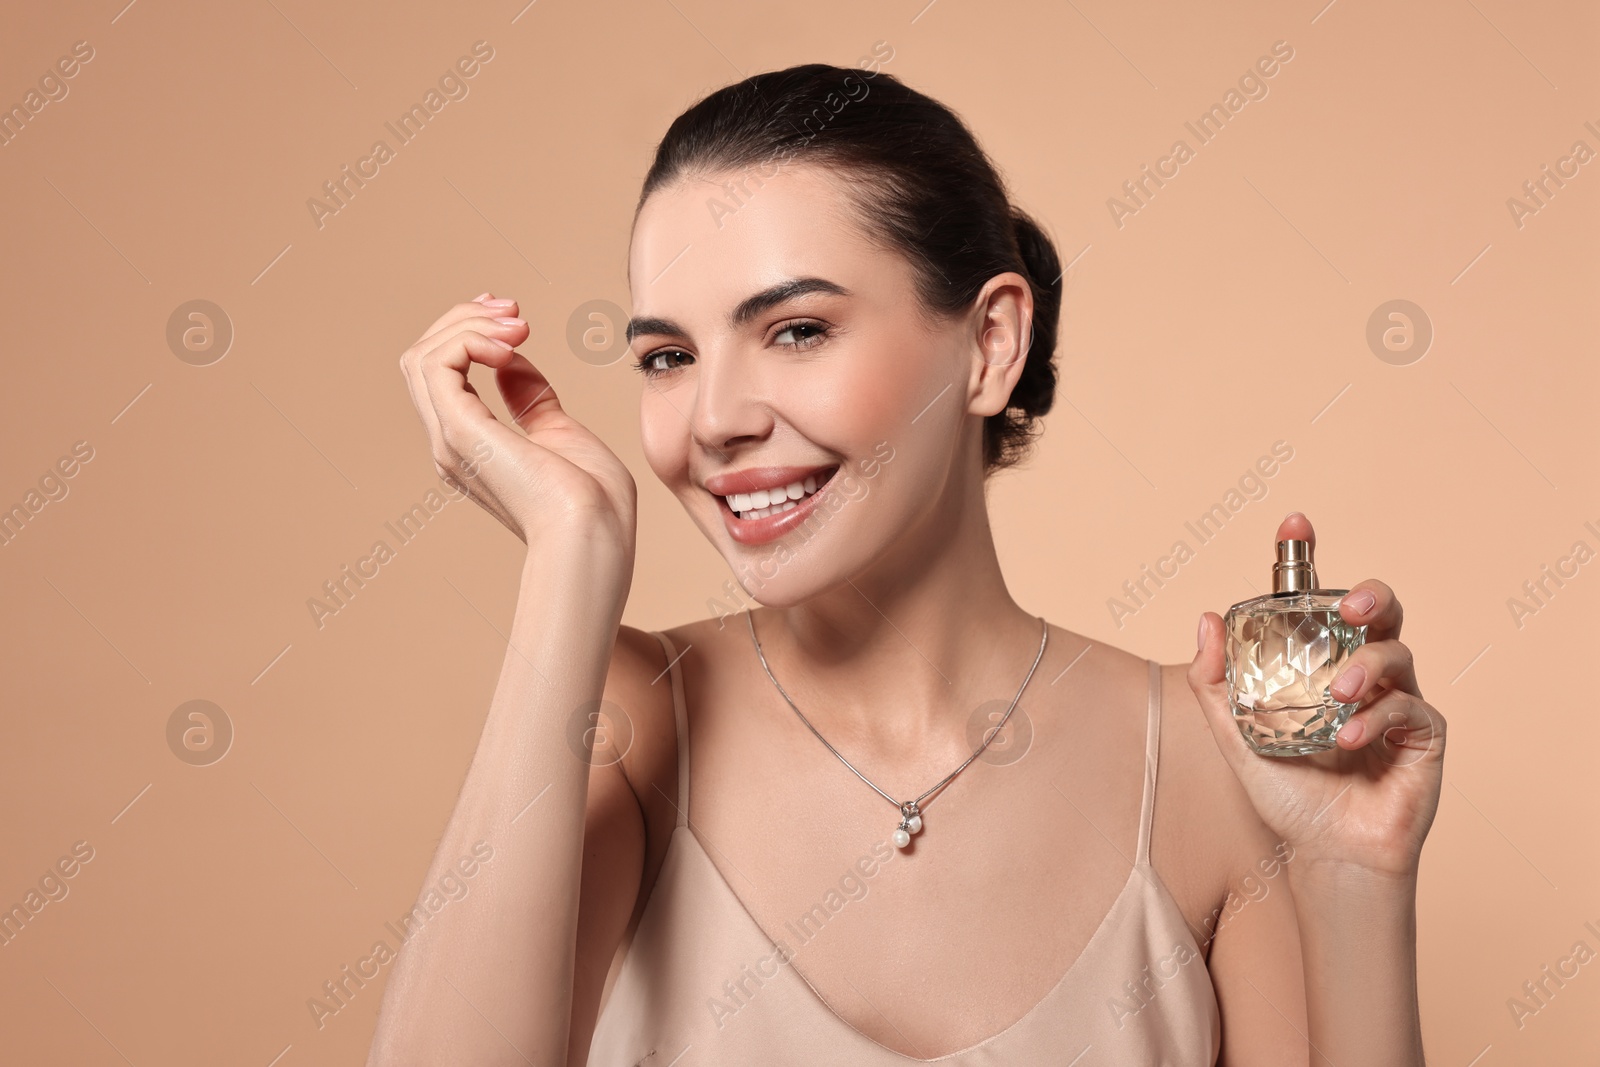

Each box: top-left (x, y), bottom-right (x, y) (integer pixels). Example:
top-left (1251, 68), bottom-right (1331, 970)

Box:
top-left (1224, 539), bottom-right (1367, 757)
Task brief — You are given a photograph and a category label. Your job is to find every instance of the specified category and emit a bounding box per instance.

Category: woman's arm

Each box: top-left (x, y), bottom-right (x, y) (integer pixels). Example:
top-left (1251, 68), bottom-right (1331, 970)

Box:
top-left (1190, 512), bottom-right (1443, 1066)
top-left (1204, 834), bottom-right (1423, 1065)
top-left (1288, 863), bottom-right (1423, 1066)
top-left (366, 543), bottom-right (632, 1067)
top-left (369, 292), bottom-right (643, 1065)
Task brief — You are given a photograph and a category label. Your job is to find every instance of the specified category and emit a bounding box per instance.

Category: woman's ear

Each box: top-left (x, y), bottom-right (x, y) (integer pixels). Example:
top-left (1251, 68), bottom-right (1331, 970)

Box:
top-left (965, 272), bottom-right (1034, 418)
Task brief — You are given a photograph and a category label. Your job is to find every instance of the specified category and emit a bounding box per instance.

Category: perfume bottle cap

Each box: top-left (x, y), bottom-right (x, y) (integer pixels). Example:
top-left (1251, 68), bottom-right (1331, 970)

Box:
top-left (1272, 539), bottom-right (1318, 593)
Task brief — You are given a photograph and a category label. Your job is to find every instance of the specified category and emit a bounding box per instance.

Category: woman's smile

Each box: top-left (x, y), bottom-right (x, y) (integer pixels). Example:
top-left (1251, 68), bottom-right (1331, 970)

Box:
top-left (704, 463), bottom-right (841, 545)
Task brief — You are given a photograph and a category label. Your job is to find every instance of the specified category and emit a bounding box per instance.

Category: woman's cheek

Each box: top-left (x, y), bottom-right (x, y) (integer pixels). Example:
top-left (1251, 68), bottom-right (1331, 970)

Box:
top-left (818, 348), bottom-right (928, 446)
top-left (638, 394), bottom-right (688, 488)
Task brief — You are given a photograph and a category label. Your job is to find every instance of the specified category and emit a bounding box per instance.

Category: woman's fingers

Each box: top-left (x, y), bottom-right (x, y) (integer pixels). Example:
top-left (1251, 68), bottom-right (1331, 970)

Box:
top-left (398, 295), bottom-right (518, 453)
top-left (1330, 634), bottom-right (1420, 708)
top-left (1189, 611), bottom-right (1251, 771)
top-left (1196, 614), bottom-right (1430, 759)
top-left (1270, 513), bottom-right (1402, 642)
top-left (416, 327), bottom-right (525, 445)
top-left (396, 292), bottom-right (639, 547)
top-left (1329, 636), bottom-right (1437, 761)
top-left (408, 326), bottom-right (532, 536)
top-left (1276, 510), bottom-right (1315, 550)
top-left (1334, 685), bottom-right (1445, 764)
top-left (417, 293), bottom-right (520, 351)
top-left (1335, 578), bottom-right (1403, 643)
top-left (399, 345), bottom-right (448, 457)
top-left (495, 350), bottom-right (563, 433)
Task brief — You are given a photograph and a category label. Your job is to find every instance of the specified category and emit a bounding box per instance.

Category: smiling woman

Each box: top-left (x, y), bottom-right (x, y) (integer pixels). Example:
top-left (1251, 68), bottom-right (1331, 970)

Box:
top-left (373, 62), bottom-right (1443, 1067)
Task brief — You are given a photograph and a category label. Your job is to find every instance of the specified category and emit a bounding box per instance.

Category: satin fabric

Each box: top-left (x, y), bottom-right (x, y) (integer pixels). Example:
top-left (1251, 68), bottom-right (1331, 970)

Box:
top-left (586, 637), bottom-right (1222, 1066)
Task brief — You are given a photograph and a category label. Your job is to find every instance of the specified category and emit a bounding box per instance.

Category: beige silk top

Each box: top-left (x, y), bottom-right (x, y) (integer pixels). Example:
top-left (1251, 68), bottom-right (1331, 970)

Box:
top-left (586, 633), bottom-right (1222, 1066)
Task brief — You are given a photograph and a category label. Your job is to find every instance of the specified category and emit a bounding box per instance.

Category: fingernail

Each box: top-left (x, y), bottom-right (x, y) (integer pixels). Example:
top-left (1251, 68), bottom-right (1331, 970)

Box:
top-left (472, 291), bottom-right (491, 302)
top-left (494, 317), bottom-right (525, 327)
top-left (1196, 614), bottom-right (1206, 651)
top-left (1332, 664), bottom-right (1365, 700)
top-left (483, 298), bottom-right (516, 309)
top-left (1338, 718), bottom-right (1364, 746)
top-left (1340, 591), bottom-right (1375, 616)
top-left (487, 337), bottom-right (513, 350)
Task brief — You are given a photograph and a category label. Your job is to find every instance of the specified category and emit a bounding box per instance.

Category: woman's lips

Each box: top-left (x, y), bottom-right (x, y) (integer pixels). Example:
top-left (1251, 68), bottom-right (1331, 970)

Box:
top-left (715, 466), bottom-right (839, 547)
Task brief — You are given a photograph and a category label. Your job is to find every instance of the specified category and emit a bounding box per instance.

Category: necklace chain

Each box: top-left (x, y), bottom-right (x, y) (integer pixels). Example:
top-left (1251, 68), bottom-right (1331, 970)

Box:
top-left (743, 609), bottom-right (1049, 840)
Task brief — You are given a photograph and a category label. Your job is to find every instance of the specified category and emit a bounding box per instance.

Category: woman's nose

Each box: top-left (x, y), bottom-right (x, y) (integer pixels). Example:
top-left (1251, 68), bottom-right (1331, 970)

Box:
top-left (688, 349), bottom-right (773, 452)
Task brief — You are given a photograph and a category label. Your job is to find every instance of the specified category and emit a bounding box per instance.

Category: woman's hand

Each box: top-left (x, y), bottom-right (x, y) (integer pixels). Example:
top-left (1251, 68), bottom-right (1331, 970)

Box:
top-left (1189, 512), bottom-right (1445, 878)
top-left (397, 292), bottom-right (637, 559)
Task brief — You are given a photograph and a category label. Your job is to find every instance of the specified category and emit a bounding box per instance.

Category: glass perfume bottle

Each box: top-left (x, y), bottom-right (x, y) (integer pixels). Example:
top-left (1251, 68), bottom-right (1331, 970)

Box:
top-left (1224, 539), bottom-right (1367, 757)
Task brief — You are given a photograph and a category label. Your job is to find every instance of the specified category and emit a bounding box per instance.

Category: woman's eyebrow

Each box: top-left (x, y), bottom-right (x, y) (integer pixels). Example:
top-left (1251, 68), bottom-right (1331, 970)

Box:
top-left (625, 276), bottom-right (851, 343)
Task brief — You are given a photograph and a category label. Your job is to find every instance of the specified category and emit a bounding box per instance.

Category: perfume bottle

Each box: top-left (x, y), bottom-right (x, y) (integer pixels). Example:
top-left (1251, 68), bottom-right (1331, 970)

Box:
top-left (1224, 539), bottom-right (1367, 757)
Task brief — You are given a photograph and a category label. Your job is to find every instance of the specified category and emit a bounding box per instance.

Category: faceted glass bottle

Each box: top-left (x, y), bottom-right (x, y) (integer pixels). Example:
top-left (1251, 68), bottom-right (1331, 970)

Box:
top-left (1224, 539), bottom-right (1367, 757)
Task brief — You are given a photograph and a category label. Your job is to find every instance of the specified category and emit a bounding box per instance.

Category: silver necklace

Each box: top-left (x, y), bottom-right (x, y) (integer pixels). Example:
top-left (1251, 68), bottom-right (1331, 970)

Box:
top-left (744, 609), bottom-right (1049, 848)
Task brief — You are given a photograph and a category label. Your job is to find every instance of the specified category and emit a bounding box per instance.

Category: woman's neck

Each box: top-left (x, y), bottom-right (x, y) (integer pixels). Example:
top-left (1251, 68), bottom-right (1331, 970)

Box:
top-left (751, 454), bottom-right (1044, 750)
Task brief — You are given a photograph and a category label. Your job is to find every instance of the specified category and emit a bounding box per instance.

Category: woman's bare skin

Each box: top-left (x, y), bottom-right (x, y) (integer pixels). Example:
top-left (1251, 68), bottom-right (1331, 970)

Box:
top-left (369, 162), bottom-right (1442, 1067)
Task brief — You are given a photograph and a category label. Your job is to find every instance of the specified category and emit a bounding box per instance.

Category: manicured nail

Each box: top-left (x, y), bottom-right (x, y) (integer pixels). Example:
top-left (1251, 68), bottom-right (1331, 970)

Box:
top-left (1196, 614), bottom-right (1206, 651)
top-left (1332, 664), bottom-right (1365, 700)
top-left (472, 291), bottom-right (491, 302)
top-left (1338, 718), bottom-right (1364, 746)
top-left (494, 317), bottom-right (524, 327)
top-left (487, 337), bottom-right (513, 350)
top-left (483, 298), bottom-right (516, 309)
top-left (1340, 591), bottom-right (1375, 616)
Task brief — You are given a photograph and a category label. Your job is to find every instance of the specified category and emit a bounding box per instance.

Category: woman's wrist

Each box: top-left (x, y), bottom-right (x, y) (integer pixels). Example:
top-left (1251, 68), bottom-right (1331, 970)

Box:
top-left (1288, 857), bottom-right (1424, 1066)
top-left (1286, 854), bottom-right (1420, 902)
top-left (517, 532), bottom-right (633, 620)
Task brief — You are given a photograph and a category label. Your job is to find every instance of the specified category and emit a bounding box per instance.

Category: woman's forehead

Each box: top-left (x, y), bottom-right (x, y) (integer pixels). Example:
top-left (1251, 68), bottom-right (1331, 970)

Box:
top-left (627, 171), bottom-right (897, 328)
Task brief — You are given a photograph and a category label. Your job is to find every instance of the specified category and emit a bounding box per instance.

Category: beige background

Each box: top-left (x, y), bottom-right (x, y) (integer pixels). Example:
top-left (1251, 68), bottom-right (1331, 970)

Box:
top-left (1, 0), bottom-right (1595, 1062)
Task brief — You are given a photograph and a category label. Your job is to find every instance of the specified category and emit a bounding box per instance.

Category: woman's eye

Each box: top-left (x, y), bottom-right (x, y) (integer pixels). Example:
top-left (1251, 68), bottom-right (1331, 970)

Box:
top-left (775, 321), bottom-right (828, 348)
top-left (634, 323), bottom-right (827, 375)
top-left (635, 350), bottom-right (694, 375)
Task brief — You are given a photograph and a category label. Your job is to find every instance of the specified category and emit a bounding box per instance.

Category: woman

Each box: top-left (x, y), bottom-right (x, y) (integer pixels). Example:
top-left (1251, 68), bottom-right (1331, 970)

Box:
top-left (371, 63), bottom-right (1444, 1066)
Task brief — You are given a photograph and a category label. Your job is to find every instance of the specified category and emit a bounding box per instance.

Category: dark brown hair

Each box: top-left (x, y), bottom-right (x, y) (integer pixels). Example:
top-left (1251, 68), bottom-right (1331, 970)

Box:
top-left (635, 62), bottom-right (1062, 472)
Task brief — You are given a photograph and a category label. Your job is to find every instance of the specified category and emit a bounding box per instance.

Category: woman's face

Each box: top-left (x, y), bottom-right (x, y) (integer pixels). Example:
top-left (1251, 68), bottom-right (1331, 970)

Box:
top-left (626, 163), bottom-right (1027, 605)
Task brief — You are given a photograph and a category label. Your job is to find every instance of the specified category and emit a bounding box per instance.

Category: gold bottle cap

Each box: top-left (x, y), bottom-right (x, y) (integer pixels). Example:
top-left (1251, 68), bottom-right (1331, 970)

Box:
top-left (1272, 539), bottom-right (1318, 593)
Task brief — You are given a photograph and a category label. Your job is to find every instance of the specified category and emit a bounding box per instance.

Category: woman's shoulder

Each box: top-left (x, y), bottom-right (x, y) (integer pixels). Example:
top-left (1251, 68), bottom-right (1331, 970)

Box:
top-left (654, 611), bottom-right (766, 688)
top-left (1149, 654), bottom-right (1283, 911)
top-left (600, 616), bottom-right (756, 786)
top-left (598, 626), bottom-right (680, 805)
top-left (1038, 629), bottom-right (1273, 898)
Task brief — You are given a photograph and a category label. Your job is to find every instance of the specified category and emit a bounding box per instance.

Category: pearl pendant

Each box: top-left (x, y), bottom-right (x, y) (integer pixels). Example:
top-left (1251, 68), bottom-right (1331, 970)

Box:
top-left (894, 802), bottom-right (923, 849)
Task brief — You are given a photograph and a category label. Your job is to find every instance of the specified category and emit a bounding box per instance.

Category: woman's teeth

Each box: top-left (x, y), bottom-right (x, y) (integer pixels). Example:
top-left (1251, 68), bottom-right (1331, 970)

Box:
top-left (725, 473), bottom-right (822, 520)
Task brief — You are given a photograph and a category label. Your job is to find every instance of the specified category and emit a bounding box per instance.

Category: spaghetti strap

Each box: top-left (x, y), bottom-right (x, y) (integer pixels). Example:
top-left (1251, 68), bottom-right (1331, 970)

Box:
top-left (650, 630), bottom-right (690, 828)
top-left (586, 646), bottom-right (1225, 1065)
top-left (1135, 658), bottom-right (1162, 866)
